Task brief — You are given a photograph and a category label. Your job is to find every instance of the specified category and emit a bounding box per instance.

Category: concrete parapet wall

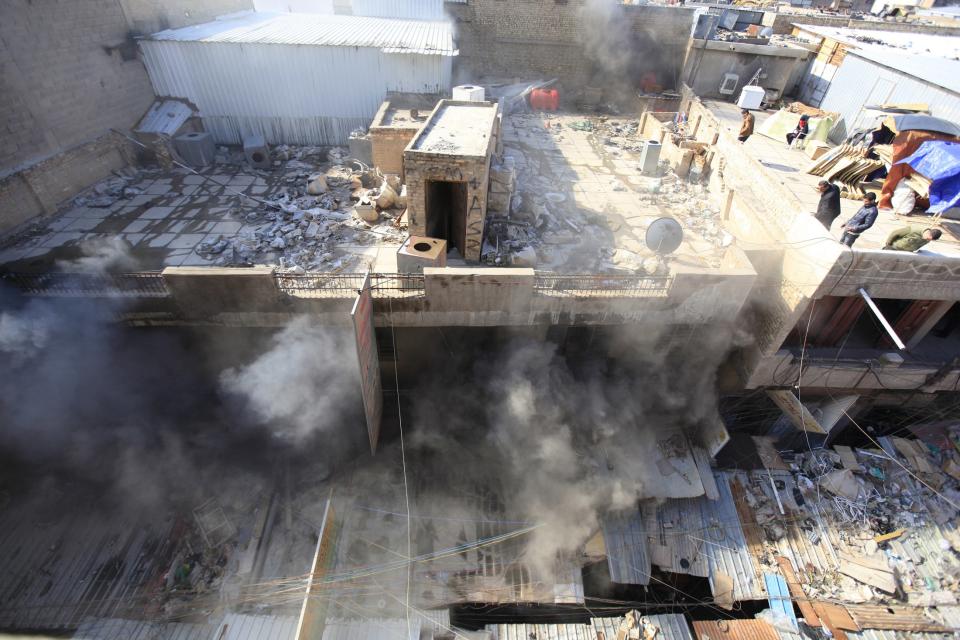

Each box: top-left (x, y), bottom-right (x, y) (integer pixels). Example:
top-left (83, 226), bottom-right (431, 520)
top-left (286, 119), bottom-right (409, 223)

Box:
top-left (162, 266), bottom-right (283, 319)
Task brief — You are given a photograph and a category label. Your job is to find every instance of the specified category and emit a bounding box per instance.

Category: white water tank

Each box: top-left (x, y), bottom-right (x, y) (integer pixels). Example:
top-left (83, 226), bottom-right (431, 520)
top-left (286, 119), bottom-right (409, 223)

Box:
top-left (737, 85), bottom-right (765, 110)
top-left (452, 85), bottom-right (485, 102)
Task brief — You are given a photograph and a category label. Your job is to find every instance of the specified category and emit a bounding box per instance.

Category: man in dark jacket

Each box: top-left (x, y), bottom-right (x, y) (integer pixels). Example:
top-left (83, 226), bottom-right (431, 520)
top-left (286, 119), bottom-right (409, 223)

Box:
top-left (840, 193), bottom-right (879, 247)
top-left (814, 180), bottom-right (841, 230)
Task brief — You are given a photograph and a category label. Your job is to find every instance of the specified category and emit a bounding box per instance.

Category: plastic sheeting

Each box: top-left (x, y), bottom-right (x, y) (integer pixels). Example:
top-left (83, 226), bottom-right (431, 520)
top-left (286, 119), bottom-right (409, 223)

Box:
top-left (757, 109), bottom-right (834, 144)
top-left (898, 140), bottom-right (960, 213)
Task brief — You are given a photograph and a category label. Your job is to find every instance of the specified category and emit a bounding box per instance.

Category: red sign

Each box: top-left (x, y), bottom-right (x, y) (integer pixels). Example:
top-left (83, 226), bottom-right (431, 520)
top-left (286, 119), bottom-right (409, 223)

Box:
top-left (351, 273), bottom-right (382, 453)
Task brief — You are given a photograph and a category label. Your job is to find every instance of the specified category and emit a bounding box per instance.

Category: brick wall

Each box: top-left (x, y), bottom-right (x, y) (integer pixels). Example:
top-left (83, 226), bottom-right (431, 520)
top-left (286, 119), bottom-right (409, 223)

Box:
top-left (119, 0), bottom-right (252, 34)
top-left (370, 128), bottom-right (421, 175)
top-left (0, 0), bottom-right (249, 233)
top-left (448, 1), bottom-right (696, 93)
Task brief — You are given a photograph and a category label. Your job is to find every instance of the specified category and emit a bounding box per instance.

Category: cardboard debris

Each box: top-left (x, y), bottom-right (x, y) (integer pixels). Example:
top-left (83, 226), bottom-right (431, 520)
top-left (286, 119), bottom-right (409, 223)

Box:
top-left (821, 469), bottom-right (862, 500)
top-left (838, 553), bottom-right (897, 594)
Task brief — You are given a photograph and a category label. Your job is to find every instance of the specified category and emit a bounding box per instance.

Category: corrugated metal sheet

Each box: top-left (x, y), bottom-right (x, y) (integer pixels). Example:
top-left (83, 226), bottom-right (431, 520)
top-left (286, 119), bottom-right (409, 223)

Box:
top-left (692, 619), bottom-right (779, 640)
top-left (253, 0), bottom-right (447, 20)
top-left (699, 472), bottom-right (765, 601)
top-left (819, 53), bottom-right (960, 137)
top-left (321, 617), bottom-right (421, 640)
top-left (147, 12), bottom-right (456, 56)
top-left (135, 100), bottom-right (195, 136)
top-left (217, 613), bottom-right (299, 640)
top-left (601, 510), bottom-right (651, 585)
top-left (72, 617), bottom-right (217, 640)
top-left (592, 614), bottom-right (694, 640)
top-left (847, 630), bottom-right (956, 640)
top-left (140, 36), bottom-right (451, 145)
top-left (489, 613), bottom-right (693, 640)
top-left (0, 505), bottom-right (178, 631)
top-left (844, 605), bottom-right (950, 633)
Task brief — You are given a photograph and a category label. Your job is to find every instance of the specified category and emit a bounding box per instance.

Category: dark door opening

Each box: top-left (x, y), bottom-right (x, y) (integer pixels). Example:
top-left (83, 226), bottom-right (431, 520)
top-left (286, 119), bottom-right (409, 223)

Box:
top-left (425, 180), bottom-right (467, 257)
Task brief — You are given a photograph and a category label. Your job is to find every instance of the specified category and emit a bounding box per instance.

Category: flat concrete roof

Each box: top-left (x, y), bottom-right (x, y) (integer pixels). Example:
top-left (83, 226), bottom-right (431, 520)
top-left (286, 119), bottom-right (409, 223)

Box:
top-left (705, 100), bottom-right (960, 257)
top-left (409, 100), bottom-right (498, 157)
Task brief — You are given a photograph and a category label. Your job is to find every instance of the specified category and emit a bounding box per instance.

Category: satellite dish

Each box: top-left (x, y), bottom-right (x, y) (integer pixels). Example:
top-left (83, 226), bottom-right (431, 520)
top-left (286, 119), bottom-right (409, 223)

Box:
top-left (645, 217), bottom-right (684, 255)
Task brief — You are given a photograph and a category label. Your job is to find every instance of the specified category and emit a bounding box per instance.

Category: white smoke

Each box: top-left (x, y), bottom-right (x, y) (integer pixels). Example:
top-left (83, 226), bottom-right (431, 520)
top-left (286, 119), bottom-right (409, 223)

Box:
top-left (220, 316), bottom-right (361, 443)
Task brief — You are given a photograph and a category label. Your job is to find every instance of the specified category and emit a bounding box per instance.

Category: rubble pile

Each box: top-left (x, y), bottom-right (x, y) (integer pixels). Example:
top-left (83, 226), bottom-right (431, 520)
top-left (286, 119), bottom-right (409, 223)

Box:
top-left (72, 167), bottom-right (144, 209)
top-left (741, 431), bottom-right (960, 606)
top-left (197, 146), bottom-right (405, 271)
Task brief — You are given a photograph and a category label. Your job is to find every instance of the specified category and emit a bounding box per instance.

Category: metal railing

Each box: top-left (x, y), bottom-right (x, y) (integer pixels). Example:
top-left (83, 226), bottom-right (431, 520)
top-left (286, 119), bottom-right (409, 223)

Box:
top-left (534, 273), bottom-right (673, 297)
top-left (2, 270), bottom-right (673, 300)
top-left (274, 272), bottom-right (426, 298)
top-left (1, 271), bottom-right (169, 297)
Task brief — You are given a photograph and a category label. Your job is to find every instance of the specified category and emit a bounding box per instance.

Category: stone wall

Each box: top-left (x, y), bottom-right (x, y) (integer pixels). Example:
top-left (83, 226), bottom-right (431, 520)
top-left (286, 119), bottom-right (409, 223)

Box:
top-left (447, 0), bottom-right (697, 95)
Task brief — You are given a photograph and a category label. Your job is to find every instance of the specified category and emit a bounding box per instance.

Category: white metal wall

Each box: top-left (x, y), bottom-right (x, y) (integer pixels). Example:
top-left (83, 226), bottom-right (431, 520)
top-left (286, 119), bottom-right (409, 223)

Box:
top-left (252, 0), bottom-right (446, 19)
top-left (140, 40), bottom-right (451, 145)
top-left (819, 55), bottom-right (960, 136)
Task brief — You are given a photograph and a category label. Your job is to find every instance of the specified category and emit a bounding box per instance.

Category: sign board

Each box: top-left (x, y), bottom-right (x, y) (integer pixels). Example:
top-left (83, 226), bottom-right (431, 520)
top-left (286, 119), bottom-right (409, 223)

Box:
top-left (294, 496), bottom-right (337, 640)
top-left (766, 390), bottom-right (826, 434)
top-left (351, 272), bottom-right (383, 453)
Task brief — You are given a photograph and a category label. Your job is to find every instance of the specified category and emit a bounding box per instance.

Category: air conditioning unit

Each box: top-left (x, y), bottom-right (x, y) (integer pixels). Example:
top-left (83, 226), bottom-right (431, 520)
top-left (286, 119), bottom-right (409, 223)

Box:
top-left (718, 73), bottom-right (740, 96)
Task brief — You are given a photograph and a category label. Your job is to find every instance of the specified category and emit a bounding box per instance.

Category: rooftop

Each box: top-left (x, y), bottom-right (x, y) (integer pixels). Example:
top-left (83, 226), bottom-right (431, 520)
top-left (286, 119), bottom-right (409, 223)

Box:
top-left (706, 100), bottom-right (960, 257)
top-left (145, 11), bottom-right (458, 56)
top-left (409, 100), bottom-right (499, 157)
top-left (793, 24), bottom-right (960, 94)
top-left (0, 109), bottom-right (738, 275)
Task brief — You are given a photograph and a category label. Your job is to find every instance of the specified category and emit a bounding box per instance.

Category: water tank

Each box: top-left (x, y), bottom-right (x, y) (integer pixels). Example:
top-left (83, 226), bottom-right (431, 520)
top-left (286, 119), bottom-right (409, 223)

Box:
top-left (452, 85), bottom-right (485, 102)
top-left (737, 85), bottom-right (765, 110)
top-left (529, 89), bottom-right (559, 111)
top-left (639, 140), bottom-right (661, 175)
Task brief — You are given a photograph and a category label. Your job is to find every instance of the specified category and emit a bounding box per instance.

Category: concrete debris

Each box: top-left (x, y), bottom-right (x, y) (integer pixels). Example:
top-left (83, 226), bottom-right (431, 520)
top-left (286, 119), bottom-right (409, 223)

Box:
top-left (482, 113), bottom-right (731, 272)
top-left (72, 171), bottom-right (140, 208)
top-left (738, 428), bottom-right (960, 607)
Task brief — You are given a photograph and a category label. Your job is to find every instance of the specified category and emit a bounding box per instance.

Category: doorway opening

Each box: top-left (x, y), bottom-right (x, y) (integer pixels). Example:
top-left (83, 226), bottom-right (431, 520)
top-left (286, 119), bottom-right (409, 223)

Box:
top-left (425, 180), bottom-right (467, 256)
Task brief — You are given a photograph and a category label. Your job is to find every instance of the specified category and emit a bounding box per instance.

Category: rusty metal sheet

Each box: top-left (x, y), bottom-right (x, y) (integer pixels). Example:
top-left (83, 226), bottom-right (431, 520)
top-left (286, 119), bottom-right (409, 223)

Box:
top-left (692, 619), bottom-right (779, 640)
top-left (844, 605), bottom-right (950, 633)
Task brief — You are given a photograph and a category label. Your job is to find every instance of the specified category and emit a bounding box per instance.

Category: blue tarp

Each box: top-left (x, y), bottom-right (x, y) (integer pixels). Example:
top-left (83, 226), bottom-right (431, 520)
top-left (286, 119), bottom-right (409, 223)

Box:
top-left (898, 140), bottom-right (960, 213)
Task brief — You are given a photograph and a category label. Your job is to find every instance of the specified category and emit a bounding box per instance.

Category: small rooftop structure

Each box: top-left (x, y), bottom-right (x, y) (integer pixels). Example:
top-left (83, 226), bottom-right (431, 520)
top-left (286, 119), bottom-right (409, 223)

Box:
top-left (404, 100), bottom-right (500, 261)
top-left (138, 12), bottom-right (456, 146)
top-left (368, 93), bottom-right (438, 175)
top-left (409, 100), bottom-right (500, 157)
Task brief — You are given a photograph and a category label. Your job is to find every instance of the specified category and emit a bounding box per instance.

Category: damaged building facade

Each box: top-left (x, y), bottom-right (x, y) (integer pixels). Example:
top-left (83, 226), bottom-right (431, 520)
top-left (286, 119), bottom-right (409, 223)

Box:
top-left (3, 1), bottom-right (960, 640)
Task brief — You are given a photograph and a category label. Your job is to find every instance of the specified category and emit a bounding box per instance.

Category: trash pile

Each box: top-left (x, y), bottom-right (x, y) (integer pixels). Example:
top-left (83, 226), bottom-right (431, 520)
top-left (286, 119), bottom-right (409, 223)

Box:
top-left (197, 147), bottom-right (406, 271)
top-left (71, 167), bottom-right (144, 208)
top-left (739, 432), bottom-right (960, 606)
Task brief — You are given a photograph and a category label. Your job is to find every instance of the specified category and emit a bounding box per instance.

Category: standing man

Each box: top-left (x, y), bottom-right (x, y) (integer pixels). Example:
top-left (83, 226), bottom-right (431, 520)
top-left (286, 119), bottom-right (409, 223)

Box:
top-left (840, 193), bottom-right (879, 247)
top-left (883, 226), bottom-right (942, 251)
top-left (814, 180), bottom-right (841, 230)
top-left (739, 109), bottom-right (754, 143)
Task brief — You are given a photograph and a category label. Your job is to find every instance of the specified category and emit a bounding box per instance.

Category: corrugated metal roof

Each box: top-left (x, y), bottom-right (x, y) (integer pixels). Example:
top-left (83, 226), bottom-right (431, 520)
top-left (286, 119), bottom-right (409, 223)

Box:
top-left (847, 49), bottom-right (960, 97)
top-left (592, 613), bottom-right (695, 640)
top-left (601, 510), bottom-right (651, 585)
top-left (843, 605), bottom-right (950, 633)
top-left (793, 24), bottom-right (960, 58)
top-left (135, 99), bottom-right (195, 136)
top-left (217, 613), bottom-right (299, 640)
top-left (72, 617), bottom-right (218, 640)
top-left (321, 617), bottom-right (421, 640)
top-left (488, 613), bottom-right (694, 640)
top-left (847, 630), bottom-right (956, 640)
top-left (147, 11), bottom-right (457, 56)
top-left (699, 472), bottom-right (765, 601)
top-left (692, 619), bottom-right (779, 640)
